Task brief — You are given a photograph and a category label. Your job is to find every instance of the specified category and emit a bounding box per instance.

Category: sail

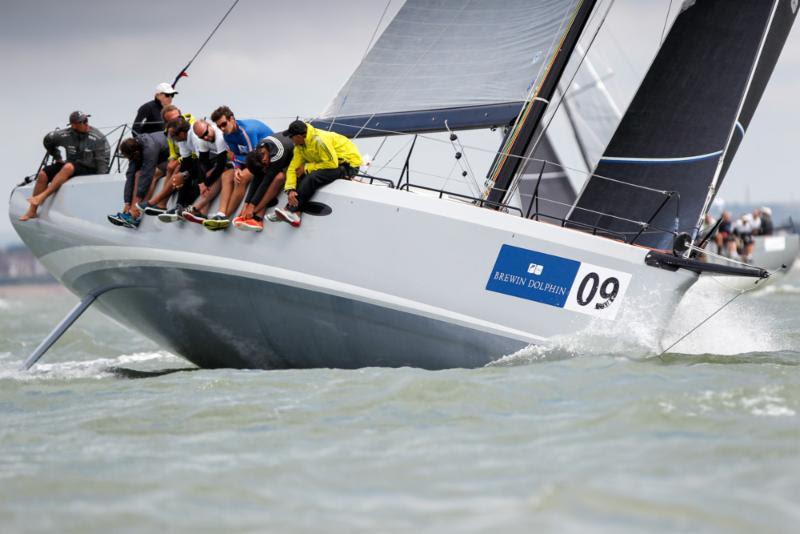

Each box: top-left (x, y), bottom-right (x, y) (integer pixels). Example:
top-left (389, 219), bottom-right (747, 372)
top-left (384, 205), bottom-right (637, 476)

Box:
top-left (517, 132), bottom-right (576, 221)
top-left (569, 0), bottom-right (797, 250)
top-left (314, 0), bottom-right (583, 138)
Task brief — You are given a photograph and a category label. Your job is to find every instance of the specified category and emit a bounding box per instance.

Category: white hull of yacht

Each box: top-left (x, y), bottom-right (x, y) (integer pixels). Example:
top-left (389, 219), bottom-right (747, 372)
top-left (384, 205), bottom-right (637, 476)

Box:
top-left (9, 174), bottom-right (697, 369)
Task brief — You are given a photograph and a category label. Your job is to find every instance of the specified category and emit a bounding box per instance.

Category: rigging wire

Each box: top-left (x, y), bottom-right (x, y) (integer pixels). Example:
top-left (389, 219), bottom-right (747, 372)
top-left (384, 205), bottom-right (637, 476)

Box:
top-left (504, 0), bottom-right (617, 202)
top-left (659, 0), bottom-right (675, 46)
top-left (171, 0), bottom-right (241, 87)
top-left (657, 264), bottom-right (786, 358)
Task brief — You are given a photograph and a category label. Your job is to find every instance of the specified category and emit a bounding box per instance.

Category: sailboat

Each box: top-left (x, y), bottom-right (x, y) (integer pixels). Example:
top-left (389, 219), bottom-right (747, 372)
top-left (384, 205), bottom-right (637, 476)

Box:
top-left (8, 0), bottom-right (797, 370)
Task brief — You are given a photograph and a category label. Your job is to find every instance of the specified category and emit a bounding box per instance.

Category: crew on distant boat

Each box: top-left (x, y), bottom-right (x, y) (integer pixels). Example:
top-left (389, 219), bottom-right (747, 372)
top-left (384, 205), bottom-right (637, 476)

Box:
top-left (734, 212), bottom-right (756, 263)
top-left (233, 133), bottom-right (295, 232)
top-left (275, 120), bottom-right (363, 227)
top-left (713, 211), bottom-right (736, 257)
top-left (132, 82), bottom-right (178, 135)
top-left (20, 111), bottom-right (110, 221)
top-left (203, 106), bottom-right (273, 230)
top-left (107, 132), bottom-right (169, 229)
top-left (140, 105), bottom-right (196, 216)
top-left (754, 207), bottom-right (774, 235)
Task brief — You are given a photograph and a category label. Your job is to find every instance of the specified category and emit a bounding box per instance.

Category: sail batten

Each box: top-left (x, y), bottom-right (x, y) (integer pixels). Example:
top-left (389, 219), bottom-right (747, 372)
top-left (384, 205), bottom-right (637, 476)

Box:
top-left (315, 0), bottom-right (584, 137)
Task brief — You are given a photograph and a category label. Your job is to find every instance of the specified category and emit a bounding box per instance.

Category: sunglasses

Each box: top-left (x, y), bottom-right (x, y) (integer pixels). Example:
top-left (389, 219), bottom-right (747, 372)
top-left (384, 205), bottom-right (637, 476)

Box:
top-left (199, 125), bottom-right (213, 140)
top-left (216, 119), bottom-right (229, 129)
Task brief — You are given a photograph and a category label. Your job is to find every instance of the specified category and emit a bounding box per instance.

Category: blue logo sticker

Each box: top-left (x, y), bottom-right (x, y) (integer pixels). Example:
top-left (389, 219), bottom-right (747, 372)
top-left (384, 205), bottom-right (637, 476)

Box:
top-left (486, 244), bottom-right (581, 308)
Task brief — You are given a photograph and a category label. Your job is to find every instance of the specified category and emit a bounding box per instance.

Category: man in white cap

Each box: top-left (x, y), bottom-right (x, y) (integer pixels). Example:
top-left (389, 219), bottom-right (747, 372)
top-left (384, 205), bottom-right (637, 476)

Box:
top-left (132, 82), bottom-right (178, 134)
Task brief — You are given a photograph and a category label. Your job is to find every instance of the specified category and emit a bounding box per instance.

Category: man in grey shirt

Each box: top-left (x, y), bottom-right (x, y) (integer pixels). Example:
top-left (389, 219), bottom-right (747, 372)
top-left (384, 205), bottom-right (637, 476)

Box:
top-left (21, 111), bottom-right (110, 221)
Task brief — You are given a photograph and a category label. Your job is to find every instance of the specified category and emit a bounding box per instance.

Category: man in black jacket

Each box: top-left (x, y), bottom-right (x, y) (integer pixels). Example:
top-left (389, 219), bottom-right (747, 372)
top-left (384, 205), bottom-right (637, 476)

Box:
top-left (21, 111), bottom-right (110, 221)
top-left (131, 82), bottom-right (178, 134)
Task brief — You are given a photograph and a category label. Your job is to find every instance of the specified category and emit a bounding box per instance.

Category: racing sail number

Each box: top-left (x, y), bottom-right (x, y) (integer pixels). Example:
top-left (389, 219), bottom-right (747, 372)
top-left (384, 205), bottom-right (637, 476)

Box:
top-left (575, 272), bottom-right (620, 310)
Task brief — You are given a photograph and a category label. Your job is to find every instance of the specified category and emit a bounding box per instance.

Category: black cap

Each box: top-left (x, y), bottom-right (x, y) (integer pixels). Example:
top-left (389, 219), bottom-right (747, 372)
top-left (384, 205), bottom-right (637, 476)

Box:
top-left (282, 120), bottom-right (307, 137)
top-left (68, 111), bottom-right (90, 124)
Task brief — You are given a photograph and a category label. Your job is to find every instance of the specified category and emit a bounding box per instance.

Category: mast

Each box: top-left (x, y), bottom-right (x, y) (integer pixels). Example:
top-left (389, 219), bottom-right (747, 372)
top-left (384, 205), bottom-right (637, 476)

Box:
top-left (484, 0), bottom-right (598, 207)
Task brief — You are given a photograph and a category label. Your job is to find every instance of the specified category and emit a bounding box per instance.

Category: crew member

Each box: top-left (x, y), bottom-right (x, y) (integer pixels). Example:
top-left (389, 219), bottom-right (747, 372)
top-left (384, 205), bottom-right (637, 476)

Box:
top-left (275, 120), bottom-right (362, 228)
top-left (108, 132), bottom-right (169, 228)
top-left (21, 111), bottom-right (110, 221)
top-left (132, 82), bottom-right (178, 134)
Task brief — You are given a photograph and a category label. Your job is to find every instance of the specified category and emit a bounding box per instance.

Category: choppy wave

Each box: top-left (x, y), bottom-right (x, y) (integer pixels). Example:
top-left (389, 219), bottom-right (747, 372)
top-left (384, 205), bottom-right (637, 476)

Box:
top-left (656, 385), bottom-right (797, 418)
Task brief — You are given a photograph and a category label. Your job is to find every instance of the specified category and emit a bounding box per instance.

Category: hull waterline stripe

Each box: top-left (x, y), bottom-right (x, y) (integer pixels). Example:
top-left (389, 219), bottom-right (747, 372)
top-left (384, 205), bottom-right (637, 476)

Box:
top-left (39, 245), bottom-right (547, 345)
top-left (600, 150), bottom-right (724, 165)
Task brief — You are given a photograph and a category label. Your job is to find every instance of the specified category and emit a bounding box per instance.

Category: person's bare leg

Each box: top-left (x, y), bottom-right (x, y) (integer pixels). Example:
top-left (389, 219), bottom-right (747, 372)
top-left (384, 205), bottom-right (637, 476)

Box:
top-left (144, 167), bottom-right (164, 201)
top-left (226, 172), bottom-right (252, 216)
top-left (253, 173), bottom-right (286, 218)
top-left (29, 163), bottom-right (75, 207)
top-left (20, 170), bottom-right (50, 220)
top-left (130, 171), bottom-right (142, 218)
top-left (148, 161), bottom-right (179, 207)
top-left (215, 169), bottom-right (236, 216)
top-left (192, 179), bottom-right (222, 214)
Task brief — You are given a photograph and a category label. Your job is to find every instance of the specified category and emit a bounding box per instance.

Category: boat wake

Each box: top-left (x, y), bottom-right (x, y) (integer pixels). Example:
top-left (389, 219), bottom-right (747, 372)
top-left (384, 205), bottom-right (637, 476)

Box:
top-left (0, 351), bottom-right (184, 381)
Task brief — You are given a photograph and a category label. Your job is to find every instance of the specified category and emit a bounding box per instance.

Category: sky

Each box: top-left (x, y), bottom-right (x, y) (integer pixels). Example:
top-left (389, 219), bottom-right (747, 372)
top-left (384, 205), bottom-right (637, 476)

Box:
top-left (1, 0), bottom-right (798, 245)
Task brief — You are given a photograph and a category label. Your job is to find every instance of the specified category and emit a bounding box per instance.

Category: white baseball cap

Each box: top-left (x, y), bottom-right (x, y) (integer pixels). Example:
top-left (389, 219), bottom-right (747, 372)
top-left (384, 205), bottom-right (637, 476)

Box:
top-left (155, 82), bottom-right (178, 96)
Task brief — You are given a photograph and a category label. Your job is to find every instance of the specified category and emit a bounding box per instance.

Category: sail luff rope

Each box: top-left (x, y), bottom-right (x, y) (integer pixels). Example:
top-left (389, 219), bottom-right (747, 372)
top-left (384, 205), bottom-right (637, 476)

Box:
top-left (171, 0), bottom-right (241, 87)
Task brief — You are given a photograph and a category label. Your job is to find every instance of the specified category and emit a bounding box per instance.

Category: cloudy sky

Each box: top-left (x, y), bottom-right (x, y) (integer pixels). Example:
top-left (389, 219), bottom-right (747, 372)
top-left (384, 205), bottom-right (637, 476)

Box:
top-left (1, 0), bottom-right (798, 244)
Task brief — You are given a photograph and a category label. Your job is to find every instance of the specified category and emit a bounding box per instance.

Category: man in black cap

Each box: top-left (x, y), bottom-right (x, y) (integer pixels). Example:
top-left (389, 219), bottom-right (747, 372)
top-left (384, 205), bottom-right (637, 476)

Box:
top-left (131, 82), bottom-right (178, 134)
top-left (21, 111), bottom-right (110, 221)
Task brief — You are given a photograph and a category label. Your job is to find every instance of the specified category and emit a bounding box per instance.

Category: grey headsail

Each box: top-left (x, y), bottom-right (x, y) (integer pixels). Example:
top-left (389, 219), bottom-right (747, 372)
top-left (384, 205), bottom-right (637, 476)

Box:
top-left (314, 0), bottom-right (583, 138)
top-left (569, 0), bottom-right (797, 250)
top-left (517, 131), bottom-right (576, 221)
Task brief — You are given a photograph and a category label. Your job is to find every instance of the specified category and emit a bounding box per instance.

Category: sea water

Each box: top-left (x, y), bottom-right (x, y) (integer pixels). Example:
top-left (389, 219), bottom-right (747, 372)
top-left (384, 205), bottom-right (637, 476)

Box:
top-left (0, 267), bottom-right (798, 533)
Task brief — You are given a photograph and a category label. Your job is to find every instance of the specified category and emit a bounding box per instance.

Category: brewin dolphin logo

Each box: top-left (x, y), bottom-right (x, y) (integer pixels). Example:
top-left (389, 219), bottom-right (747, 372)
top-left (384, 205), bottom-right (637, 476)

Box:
top-left (527, 263), bottom-right (544, 275)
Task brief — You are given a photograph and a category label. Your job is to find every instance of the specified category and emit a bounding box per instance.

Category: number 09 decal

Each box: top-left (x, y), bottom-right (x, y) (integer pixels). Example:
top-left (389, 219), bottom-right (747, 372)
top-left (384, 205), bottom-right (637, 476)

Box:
top-left (564, 263), bottom-right (631, 320)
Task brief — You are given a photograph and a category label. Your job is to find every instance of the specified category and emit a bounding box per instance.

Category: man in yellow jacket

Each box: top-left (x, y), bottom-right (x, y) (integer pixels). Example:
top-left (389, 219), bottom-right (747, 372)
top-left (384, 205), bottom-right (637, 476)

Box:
top-left (274, 120), bottom-right (363, 227)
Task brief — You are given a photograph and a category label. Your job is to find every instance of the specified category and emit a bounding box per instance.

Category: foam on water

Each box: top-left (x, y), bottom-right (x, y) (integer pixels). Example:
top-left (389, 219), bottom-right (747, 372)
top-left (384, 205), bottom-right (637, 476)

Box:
top-left (662, 277), bottom-right (789, 355)
top-left (0, 351), bottom-right (180, 381)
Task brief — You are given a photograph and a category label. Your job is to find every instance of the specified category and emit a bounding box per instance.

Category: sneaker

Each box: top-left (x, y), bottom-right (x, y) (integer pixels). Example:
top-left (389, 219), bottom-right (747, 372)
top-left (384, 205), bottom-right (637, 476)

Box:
top-left (107, 212), bottom-right (125, 226)
top-left (182, 208), bottom-right (207, 224)
top-left (120, 212), bottom-right (141, 229)
top-left (158, 205), bottom-right (184, 223)
top-left (238, 217), bottom-right (263, 232)
top-left (266, 212), bottom-right (280, 223)
top-left (203, 214), bottom-right (230, 231)
top-left (232, 215), bottom-right (247, 229)
top-left (143, 204), bottom-right (167, 216)
top-left (275, 207), bottom-right (301, 227)
top-left (135, 200), bottom-right (150, 212)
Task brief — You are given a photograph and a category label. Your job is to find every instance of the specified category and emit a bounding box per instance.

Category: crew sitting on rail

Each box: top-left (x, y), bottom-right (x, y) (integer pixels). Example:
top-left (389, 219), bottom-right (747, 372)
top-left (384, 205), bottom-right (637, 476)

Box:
top-left (274, 120), bottom-right (363, 228)
top-left (108, 132), bottom-right (169, 229)
top-left (21, 111), bottom-right (111, 221)
top-left (203, 106), bottom-right (273, 231)
top-left (232, 133), bottom-right (295, 232)
top-left (139, 104), bottom-right (196, 216)
top-left (159, 118), bottom-right (228, 224)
